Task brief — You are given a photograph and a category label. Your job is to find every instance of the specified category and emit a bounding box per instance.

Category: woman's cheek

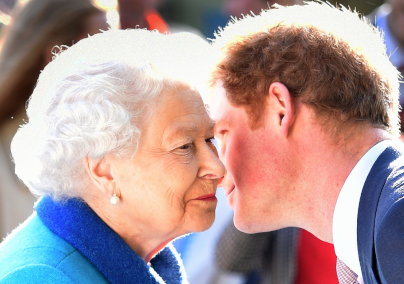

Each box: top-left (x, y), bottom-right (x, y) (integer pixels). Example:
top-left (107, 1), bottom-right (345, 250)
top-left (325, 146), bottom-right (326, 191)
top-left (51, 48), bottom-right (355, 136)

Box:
top-left (182, 200), bottom-right (217, 232)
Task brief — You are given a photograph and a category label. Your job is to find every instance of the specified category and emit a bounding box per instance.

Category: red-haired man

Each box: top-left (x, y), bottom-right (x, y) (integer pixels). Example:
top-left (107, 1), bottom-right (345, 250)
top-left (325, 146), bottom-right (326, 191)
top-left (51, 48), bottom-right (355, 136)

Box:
top-left (209, 2), bottom-right (403, 284)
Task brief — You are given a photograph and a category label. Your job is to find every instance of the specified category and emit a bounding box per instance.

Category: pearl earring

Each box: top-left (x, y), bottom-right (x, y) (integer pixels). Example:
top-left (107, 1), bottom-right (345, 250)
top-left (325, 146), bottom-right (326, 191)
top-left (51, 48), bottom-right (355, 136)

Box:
top-left (110, 192), bottom-right (120, 206)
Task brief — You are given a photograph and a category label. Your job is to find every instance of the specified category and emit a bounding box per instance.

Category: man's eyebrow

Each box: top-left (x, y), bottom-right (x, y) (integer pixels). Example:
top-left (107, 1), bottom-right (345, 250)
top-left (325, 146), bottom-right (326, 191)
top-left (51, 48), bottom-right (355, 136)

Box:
top-left (208, 121), bottom-right (216, 132)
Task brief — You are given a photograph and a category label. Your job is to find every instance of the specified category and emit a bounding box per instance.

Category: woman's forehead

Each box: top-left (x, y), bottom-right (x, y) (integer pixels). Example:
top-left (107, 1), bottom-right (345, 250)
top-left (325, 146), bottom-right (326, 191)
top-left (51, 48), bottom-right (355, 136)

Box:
top-left (156, 86), bottom-right (206, 117)
top-left (150, 89), bottom-right (214, 138)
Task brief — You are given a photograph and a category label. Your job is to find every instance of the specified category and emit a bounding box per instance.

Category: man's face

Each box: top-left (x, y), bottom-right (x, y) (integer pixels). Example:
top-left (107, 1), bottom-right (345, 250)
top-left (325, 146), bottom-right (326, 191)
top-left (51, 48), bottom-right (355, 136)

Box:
top-left (209, 81), bottom-right (298, 233)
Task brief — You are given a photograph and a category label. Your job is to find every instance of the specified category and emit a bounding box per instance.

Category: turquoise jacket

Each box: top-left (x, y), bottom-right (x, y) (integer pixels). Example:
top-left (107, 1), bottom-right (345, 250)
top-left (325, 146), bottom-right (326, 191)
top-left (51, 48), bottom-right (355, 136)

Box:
top-left (0, 196), bottom-right (187, 284)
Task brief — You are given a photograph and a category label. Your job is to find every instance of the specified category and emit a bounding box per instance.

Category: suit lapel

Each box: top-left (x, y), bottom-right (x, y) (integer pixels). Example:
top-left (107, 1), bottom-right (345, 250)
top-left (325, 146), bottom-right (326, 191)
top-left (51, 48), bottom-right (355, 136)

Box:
top-left (357, 146), bottom-right (402, 284)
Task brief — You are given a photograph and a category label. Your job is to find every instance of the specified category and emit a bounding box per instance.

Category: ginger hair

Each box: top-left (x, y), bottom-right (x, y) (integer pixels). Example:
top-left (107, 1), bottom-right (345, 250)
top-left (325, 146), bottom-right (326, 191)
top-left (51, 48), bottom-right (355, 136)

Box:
top-left (210, 2), bottom-right (400, 136)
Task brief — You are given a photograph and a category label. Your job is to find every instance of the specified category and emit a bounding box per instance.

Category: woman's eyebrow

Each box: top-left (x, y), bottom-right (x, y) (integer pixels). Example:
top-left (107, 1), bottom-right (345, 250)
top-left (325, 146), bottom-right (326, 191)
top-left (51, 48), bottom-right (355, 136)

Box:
top-left (162, 124), bottom-right (198, 143)
top-left (164, 121), bottom-right (216, 141)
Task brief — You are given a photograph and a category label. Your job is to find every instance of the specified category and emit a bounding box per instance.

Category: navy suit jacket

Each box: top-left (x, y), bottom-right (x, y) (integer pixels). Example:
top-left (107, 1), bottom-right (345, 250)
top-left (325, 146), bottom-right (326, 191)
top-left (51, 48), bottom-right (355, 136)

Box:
top-left (358, 145), bottom-right (404, 284)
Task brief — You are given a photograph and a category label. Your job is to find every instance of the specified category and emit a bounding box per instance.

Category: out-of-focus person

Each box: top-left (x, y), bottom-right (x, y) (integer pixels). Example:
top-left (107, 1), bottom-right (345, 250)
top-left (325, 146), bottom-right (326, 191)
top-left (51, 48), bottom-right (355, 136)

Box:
top-left (203, 0), bottom-right (297, 38)
top-left (215, 223), bottom-right (340, 284)
top-left (0, 0), bottom-right (15, 30)
top-left (368, 0), bottom-right (404, 139)
top-left (0, 28), bottom-right (224, 283)
top-left (118, 0), bottom-right (169, 32)
top-left (224, 0), bottom-right (296, 18)
top-left (0, 0), bottom-right (109, 240)
top-left (117, 0), bottom-right (203, 36)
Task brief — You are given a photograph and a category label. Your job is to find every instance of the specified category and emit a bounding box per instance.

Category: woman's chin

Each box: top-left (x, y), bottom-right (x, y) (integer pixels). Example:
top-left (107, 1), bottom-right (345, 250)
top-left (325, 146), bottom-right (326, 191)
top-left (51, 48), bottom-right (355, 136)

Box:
top-left (190, 219), bottom-right (215, 233)
top-left (184, 206), bottom-right (216, 233)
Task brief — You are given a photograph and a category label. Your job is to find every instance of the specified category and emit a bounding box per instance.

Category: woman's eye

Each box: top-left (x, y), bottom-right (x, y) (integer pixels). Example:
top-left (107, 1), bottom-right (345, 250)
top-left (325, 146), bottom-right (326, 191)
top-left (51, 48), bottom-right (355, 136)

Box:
top-left (206, 137), bottom-right (216, 145)
top-left (178, 144), bottom-right (191, 150)
top-left (206, 137), bottom-right (213, 143)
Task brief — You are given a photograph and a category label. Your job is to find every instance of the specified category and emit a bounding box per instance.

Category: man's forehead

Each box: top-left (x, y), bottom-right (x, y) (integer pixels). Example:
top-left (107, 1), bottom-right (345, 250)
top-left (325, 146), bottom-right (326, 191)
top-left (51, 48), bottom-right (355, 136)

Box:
top-left (209, 80), bottom-right (229, 121)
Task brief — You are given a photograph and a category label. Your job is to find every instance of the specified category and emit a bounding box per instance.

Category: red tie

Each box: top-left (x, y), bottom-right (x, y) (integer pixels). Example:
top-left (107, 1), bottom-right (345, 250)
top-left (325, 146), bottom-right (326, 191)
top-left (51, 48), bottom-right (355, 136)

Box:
top-left (336, 258), bottom-right (359, 284)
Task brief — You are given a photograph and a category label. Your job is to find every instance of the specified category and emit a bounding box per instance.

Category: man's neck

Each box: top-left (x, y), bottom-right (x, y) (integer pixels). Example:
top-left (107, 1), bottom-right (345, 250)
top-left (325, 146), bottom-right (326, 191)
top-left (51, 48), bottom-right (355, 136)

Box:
top-left (293, 126), bottom-right (391, 243)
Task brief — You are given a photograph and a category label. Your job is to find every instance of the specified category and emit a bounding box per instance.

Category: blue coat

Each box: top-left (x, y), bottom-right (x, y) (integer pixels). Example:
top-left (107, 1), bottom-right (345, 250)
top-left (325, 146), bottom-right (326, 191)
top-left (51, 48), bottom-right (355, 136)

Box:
top-left (358, 145), bottom-right (404, 284)
top-left (0, 196), bottom-right (188, 283)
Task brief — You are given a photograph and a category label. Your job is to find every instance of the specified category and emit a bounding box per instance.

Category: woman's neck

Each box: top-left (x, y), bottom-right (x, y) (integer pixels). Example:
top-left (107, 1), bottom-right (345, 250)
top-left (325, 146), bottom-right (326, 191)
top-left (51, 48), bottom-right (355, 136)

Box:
top-left (84, 195), bottom-right (178, 263)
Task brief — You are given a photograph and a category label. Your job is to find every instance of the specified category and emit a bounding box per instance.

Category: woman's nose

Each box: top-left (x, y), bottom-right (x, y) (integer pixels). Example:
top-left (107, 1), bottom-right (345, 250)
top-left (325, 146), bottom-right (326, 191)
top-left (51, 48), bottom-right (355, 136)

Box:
top-left (198, 146), bottom-right (225, 179)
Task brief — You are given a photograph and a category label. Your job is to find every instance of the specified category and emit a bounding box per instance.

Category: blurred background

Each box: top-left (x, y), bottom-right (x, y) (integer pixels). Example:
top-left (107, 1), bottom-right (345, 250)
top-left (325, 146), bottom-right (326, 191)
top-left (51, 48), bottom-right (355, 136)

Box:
top-left (159, 0), bottom-right (384, 38)
top-left (0, 0), bottom-right (383, 38)
top-left (0, 0), bottom-right (393, 284)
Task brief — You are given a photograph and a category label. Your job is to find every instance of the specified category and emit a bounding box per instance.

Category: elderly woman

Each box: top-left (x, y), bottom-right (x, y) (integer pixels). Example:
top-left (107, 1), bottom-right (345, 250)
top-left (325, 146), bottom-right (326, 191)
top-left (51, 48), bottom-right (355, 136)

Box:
top-left (0, 29), bottom-right (224, 283)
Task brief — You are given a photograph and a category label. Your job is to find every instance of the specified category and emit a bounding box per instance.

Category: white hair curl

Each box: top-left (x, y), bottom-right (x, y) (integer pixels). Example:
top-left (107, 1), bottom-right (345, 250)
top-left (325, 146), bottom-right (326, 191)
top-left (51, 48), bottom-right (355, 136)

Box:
top-left (11, 29), bottom-right (214, 200)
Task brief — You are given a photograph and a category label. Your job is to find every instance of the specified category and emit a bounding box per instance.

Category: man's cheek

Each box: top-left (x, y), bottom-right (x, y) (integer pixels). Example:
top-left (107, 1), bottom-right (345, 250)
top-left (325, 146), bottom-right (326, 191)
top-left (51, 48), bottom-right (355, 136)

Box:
top-left (214, 138), bottom-right (226, 162)
top-left (226, 139), bottom-right (249, 176)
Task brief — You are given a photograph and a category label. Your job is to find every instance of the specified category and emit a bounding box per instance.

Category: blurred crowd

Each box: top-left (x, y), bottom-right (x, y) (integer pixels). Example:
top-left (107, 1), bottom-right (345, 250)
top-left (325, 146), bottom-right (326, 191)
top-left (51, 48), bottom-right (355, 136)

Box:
top-left (0, 0), bottom-right (401, 284)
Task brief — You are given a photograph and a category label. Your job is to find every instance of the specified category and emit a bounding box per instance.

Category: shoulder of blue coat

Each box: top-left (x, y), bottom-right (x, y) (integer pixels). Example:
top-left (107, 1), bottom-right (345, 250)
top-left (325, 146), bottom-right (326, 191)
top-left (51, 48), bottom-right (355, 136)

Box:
top-left (0, 213), bottom-right (75, 269)
top-left (0, 214), bottom-right (108, 283)
top-left (0, 264), bottom-right (74, 284)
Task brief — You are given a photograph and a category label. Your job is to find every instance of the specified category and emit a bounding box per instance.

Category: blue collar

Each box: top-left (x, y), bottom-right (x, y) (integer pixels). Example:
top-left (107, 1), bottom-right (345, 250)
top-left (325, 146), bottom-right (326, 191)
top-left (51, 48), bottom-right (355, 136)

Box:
top-left (36, 196), bottom-right (186, 284)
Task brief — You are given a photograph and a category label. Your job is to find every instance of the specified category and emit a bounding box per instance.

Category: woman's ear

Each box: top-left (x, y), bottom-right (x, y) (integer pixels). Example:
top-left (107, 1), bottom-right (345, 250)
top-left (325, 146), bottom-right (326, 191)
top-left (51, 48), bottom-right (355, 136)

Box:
top-left (83, 155), bottom-right (116, 196)
top-left (268, 82), bottom-right (295, 138)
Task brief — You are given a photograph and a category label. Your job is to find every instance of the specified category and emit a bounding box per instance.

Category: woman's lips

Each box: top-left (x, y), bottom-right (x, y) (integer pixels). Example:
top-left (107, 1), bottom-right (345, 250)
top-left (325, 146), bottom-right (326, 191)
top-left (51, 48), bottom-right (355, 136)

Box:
top-left (195, 193), bottom-right (217, 201)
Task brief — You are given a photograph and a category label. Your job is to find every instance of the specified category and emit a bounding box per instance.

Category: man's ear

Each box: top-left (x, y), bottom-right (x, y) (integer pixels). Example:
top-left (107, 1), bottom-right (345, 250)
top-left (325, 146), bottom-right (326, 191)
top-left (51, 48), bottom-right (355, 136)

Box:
top-left (268, 82), bottom-right (295, 138)
top-left (83, 155), bottom-right (116, 196)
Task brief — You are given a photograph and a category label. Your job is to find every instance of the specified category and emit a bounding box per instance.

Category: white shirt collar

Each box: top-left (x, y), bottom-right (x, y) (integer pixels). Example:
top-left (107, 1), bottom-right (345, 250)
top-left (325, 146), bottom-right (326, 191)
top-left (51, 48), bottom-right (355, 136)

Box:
top-left (332, 140), bottom-right (391, 279)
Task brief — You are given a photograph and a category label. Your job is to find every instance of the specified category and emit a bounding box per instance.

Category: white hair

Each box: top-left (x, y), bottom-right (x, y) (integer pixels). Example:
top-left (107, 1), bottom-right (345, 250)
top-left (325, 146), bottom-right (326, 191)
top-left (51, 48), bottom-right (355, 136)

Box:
top-left (11, 29), bottom-right (214, 200)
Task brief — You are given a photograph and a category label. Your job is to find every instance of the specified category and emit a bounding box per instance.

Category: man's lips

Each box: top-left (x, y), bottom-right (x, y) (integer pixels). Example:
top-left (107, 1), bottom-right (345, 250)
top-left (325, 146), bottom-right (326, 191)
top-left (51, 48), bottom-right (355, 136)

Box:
top-left (195, 193), bottom-right (217, 201)
top-left (225, 185), bottom-right (235, 197)
top-left (218, 176), bottom-right (224, 186)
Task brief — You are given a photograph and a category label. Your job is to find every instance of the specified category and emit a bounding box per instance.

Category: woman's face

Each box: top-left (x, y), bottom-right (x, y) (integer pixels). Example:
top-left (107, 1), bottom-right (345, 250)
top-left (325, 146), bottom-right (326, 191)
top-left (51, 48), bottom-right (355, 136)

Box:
top-left (111, 86), bottom-right (225, 239)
